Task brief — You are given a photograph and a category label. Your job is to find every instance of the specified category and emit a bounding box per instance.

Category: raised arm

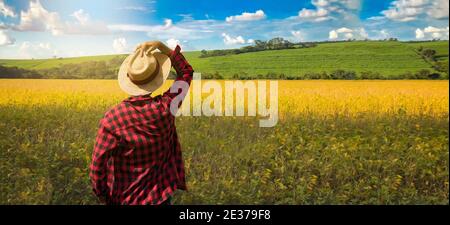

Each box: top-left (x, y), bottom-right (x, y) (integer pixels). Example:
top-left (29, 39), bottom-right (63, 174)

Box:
top-left (138, 41), bottom-right (194, 109)
top-left (164, 45), bottom-right (194, 98)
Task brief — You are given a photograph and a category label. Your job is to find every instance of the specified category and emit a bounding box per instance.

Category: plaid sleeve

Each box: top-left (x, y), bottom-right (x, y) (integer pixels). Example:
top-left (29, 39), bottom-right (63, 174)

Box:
top-left (163, 45), bottom-right (194, 101)
top-left (90, 118), bottom-right (118, 200)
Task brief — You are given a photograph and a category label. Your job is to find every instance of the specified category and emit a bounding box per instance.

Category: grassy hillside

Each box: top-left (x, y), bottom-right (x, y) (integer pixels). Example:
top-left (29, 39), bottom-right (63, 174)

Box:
top-left (185, 41), bottom-right (438, 78)
top-left (0, 41), bottom-right (448, 79)
top-left (405, 41), bottom-right (449, 62)
top-left (0, 55), bottom-right (124, 70)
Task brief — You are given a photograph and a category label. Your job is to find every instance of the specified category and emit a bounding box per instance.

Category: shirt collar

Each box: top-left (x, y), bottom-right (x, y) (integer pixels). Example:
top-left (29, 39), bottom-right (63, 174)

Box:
top-left (124, 94), bottom-right (152, 102)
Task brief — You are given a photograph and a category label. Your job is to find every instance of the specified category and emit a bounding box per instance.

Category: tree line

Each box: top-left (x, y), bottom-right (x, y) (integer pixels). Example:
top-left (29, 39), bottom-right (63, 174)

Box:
top-left (198, 37), bottom-right (438, 58)
top-left (416, 47), bottom-right (449, 76)
top-left (0, 65), bottom-right (42, 79)
top-left (201, 69), bottom-right (446, 80)
top-left (200, 37), bottom-right (317, 58)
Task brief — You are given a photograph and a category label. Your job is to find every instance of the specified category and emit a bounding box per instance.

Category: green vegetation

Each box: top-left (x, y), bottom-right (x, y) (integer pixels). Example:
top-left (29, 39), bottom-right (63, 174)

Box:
top-left (410, 42), bottom-right (449, 77)
top-left (0, 41), bottom-right (448, 79)
top-left (186, 41), bottom-right (448, 79)
top-left (0, 54), bottom-right (125, 70)
top-left (199, 37), bottom-right (317, 58)
top-left (1, 80), bottom-right (448, 204)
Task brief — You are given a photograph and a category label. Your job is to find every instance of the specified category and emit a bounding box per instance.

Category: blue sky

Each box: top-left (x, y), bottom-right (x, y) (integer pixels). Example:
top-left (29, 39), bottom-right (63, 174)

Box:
top-left (0, 0), bottom-right (448, 59)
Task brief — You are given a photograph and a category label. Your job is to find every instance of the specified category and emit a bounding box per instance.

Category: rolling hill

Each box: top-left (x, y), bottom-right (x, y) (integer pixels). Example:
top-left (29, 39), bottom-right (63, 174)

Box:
top-left (0, 41), bottom-right (448, 79)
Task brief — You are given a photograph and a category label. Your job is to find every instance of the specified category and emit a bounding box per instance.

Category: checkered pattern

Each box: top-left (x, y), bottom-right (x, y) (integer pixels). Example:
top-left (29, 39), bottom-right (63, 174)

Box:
top-left (90, 45), bottom-right (193, 205)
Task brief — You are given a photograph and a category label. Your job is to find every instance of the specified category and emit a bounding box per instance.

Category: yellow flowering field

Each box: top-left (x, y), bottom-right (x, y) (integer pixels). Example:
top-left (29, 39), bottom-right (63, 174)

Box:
top-left (0, 79), bottom-right (448, 204)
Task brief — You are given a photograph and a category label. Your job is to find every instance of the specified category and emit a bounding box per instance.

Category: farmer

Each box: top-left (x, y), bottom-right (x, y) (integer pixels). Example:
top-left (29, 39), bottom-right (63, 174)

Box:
top-left (90, 41), bottom-right (193, 205)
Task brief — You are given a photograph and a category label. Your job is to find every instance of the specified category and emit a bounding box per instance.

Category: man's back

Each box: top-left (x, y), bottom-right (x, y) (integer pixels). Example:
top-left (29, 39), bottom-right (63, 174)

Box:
top-left (90, 45), bottom-right (193, 205)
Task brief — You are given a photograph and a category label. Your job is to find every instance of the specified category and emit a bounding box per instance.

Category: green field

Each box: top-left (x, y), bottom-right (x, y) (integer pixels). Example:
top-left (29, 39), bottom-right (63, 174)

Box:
top-left (0, 41), bottom-right (448, 78)
top-left (405, 41), bottom-right (449, 62)
top-left (0, 55), bottom-right (123, 70)
top-left (185, 41), bottom-right (446, 78)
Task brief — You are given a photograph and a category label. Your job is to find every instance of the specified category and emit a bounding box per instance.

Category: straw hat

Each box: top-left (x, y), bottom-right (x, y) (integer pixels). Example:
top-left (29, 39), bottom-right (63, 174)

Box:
top-left (118, 47), bottom-right (171, 96)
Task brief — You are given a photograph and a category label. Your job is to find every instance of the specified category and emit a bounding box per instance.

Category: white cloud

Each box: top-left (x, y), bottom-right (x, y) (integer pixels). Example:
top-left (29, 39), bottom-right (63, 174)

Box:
top-left (344, 33), bottom-right (354, 39)
top-left (356, 28), bottom-right (368, 39)
top-left (291, 30), bottom-right (304, 41)
top-left (416, 26), bottom-right (449, 39)
top-left (381, 0), bottom-right (426, 22)
top-left (427, 0), bottom-right (449, 19)
top-left (415, 28), bottom-right (425, 39)
top-left (226, 10), bottom-right (266, 22)
top-left (297, 0), bottom-right (362, 22)
top-left (164, 19), bottom-right (173, 29)
top-left (19, 41), bottom-right (54, 58)
top-left (431, 32), bottom-right (443, 39)
top-left (0, 29), bottom-right (15, 46)
top-left (222, 33), bottom-right (246, 45)
top-left (314, 0), bottom-right (329, 7)
top-left (299, 8), bottom-right (330, 22)
top-left (15, 0), bottom-right (110, 35)
top-left (16, 0), bottom-right (64, 35)
top-left (336, 27), bottom-right (353, 33)
top-left (247, 39), bottom-right (255, 44)
top-left (112, 38), bottom-right (127, 53)
top-left (329, 27), bottom-right (368, 40)
top-left (380, 29), bottom-right (390, 39)
top-left (382, 0), bottom-right (449, 22)
top-left (72, 9), bottom-right (89, 25)
top-left (424, 26), bottom-right (445, 33)
top-left (367, 29), bottom-right (391, 40)
top-left (110, 19), bottom-right (215, 41)
top-left (329, 30), bottom-right (338, 39)
top-left (0, 0), bottom-right (15, 17)
top-left (166, 38), bottom-right (182, 49)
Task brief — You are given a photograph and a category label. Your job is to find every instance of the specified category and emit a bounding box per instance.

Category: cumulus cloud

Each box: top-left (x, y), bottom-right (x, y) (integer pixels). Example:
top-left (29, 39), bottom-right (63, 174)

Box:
top-left (0, 29), bottom-right (15, 46)
top-left (329, 30), bottom-right (339, 39)
top-left (416, 26), bottom-right (449, 39)
top-left (415, 28), bottom-right (425, 39)
top-left (0, 0), bottom-right (15, 17)
top-left (15, 0), bottom-right (110, 35)
top-left (382, 0), bottom-right (449, 22)
top-left (112, 38), bottom-right (127, 53)
top-left (299, 8), bottom-right (330, 22)
top-left (329, 27), bottom-right (368, 40)
top-left (226, 10), bottom-right (266, 22)
top-left (16, 0), bottom-right (64, 35)
top-left (297, 0), bottom-right (362, 22)
top-left (222, 33), bottom-right (247, 45)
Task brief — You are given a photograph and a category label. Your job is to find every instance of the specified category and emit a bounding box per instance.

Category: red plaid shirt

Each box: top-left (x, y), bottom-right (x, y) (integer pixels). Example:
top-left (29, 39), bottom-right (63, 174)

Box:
top-left (90, 45), bottom-right (193, 205)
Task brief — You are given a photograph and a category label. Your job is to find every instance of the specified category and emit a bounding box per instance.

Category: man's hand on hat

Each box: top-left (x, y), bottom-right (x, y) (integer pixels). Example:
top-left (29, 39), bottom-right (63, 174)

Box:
top-left (136, 41), bottom-right (173, 57)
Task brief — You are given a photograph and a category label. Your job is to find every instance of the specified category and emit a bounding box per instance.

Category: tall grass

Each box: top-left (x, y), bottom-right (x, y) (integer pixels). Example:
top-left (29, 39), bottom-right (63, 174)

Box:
top-left (0, 80), bottom-right (448, 204)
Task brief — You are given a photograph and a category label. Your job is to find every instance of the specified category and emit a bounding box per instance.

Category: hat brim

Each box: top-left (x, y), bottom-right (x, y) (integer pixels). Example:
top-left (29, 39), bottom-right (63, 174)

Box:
top-left (118, 52), bottom-right (171, 96)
